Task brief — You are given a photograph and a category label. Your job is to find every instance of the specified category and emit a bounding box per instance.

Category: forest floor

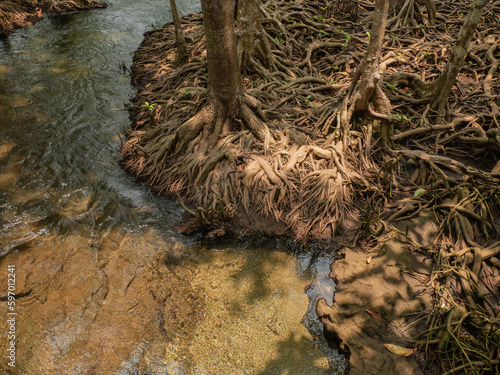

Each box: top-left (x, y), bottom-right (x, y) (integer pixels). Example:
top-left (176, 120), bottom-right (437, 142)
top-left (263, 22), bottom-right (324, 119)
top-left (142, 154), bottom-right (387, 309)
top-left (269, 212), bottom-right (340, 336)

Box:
top-left (121, 0), bottom-right (500, 374)
top-left (0, 0), bottom-right (106, 36)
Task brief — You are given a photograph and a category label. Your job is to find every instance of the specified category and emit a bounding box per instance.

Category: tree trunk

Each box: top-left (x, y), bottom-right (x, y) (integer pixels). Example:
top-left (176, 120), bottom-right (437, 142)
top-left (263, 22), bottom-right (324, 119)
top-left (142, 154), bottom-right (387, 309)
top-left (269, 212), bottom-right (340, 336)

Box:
top-left (169, 0), bottom-right (189, 66)
top-left (430, 0), bottom-right (490, 119)
top-left (202, 0), bottom-right (244, 117)
top-left (337, 0), bottom-right (392, 153)
top-left (353, 0), bottom-right (389, 112)
top-left (236, 0), bottom-right (274, 72)
top-left (388, 0), bottom-right (436, 28)
top-left (341, 0), bottom-right (390, 126)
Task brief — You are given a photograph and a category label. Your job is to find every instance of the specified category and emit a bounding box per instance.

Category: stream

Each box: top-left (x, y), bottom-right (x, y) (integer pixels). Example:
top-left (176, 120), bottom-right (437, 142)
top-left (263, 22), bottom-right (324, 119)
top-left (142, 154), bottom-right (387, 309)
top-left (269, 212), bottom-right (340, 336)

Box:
top-left (0, 1), bottom-right (345, 373)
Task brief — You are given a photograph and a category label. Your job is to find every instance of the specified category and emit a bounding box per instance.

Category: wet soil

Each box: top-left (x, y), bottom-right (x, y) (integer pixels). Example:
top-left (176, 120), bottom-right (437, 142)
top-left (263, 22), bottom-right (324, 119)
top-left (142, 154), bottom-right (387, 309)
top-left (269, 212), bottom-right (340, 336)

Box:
top-left (317, 217), bottom-right (438, 375)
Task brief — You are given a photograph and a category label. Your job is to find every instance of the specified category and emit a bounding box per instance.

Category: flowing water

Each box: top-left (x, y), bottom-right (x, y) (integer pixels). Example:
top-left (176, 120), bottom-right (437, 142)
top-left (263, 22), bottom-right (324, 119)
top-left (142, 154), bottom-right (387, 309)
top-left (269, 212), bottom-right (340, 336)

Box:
top-left (0, 1), bottom-right (344, 373)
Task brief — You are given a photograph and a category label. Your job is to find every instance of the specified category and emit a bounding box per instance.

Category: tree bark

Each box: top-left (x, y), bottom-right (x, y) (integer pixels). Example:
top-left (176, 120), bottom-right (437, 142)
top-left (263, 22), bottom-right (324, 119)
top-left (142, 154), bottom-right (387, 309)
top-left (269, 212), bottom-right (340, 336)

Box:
top-left (353, 0), bottom-right (389, 112)
top-left (389, 0), bottom-right (436, 27)
top-left (236, 0), bottom-right (274, 71)
top-left (202, 0), bottom-right (244, 117)
top-left (169, 0), bottom-right (189, 66)
top-left (431, 0), bottom-right (490, 119)
top-left (339, 0), bottom-right (391, 150)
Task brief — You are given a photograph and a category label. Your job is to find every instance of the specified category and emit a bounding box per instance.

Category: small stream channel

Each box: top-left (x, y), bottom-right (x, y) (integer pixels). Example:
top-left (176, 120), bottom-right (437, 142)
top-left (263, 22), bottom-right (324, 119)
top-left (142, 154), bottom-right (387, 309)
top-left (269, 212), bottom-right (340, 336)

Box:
top-left (0, 1), bottom-right (345, 373)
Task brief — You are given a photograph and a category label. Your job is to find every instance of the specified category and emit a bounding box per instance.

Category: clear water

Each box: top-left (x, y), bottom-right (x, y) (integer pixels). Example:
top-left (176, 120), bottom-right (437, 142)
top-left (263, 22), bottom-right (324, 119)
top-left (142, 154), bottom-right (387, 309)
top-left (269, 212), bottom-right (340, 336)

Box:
top-left (0, 1), bottom-right (343, 373)
top-left (0, 1), bottom-right (201, 250)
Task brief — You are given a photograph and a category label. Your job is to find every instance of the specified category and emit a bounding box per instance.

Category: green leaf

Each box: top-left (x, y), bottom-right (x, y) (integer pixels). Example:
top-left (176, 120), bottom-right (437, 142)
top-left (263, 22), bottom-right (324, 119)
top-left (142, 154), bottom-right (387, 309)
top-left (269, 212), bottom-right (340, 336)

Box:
top-left (414, 188), bottom-right (427, 197)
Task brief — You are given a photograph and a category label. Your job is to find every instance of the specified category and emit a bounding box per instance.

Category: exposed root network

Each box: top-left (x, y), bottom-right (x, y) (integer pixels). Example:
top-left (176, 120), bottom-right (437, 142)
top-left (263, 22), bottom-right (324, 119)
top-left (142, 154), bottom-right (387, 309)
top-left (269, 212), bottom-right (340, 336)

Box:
top-left (122, 2), bottom-right (500, 372)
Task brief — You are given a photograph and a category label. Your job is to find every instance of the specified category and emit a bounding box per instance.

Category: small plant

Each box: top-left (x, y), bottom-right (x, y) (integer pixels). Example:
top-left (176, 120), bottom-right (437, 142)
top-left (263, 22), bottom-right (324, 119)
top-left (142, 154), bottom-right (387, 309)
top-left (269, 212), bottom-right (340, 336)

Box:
top-left (304, 95), bottom-right (318, 108)
top-left (392, 113), bottom-right (412, 123)
top-left (141, 101), bottom-right (157, 126)
top-left (386, 82), bottom-right (398, 90)
top-left (317, 31), bottom-right (329, 39)
top-left (341, 31), bottom-right (351, 48)
top-left (332, 65), bottom-right (340, 71)
top-left (141, 101), bottom-right (156, 112)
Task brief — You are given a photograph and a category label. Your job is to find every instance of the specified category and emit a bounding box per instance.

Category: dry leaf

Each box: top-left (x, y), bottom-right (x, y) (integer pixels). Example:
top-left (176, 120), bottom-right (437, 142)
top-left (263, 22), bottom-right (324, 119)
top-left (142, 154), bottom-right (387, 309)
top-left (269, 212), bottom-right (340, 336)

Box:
top-left (384, 344), bottom-right (416, 357)
top-left (366, 309), bottom-right (382, 321)
top-left (366, 256), bottom-right (372, 264)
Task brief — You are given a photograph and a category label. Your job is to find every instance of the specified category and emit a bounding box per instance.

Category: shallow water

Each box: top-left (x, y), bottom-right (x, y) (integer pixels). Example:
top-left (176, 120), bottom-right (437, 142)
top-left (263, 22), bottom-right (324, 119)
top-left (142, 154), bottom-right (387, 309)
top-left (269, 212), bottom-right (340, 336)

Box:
top-left (0, 1), bottom-right (343, 373)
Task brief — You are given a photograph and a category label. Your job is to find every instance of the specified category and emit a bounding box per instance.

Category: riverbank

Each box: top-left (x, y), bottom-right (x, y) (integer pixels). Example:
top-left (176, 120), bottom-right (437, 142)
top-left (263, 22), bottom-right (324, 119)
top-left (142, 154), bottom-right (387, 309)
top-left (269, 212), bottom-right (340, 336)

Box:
top-left (122, 2), bottom-right (499, 374)
top-left (0, 0), bottom-right (106, 36)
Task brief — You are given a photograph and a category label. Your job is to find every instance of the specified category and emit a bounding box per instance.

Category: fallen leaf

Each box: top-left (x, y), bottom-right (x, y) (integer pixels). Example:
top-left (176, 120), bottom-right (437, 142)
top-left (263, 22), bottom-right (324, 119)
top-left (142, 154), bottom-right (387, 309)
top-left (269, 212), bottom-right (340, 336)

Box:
top-left (414, 188), bottom-right (427, 197)
top-left (366, 309), bottom-right (382, 321)
top-left (366, 256), bottom-right (372, 264)
top-left (384, 343), bottom-right (416, 357)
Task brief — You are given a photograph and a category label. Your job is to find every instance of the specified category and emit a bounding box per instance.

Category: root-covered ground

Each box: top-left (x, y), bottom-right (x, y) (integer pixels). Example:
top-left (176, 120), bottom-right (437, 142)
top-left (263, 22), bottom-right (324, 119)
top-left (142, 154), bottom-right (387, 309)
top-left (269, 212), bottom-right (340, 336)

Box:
top-left (122, 0), bottom-right (500, 373)
top-left (0, 0), bottom-right (106, 36)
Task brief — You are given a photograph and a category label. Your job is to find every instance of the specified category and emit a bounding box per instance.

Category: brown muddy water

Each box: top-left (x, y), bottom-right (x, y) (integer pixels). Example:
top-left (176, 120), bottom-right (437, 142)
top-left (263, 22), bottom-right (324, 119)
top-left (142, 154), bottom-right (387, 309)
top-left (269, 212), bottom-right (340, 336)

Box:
top-left (0, 1), bottom-right (345, 373)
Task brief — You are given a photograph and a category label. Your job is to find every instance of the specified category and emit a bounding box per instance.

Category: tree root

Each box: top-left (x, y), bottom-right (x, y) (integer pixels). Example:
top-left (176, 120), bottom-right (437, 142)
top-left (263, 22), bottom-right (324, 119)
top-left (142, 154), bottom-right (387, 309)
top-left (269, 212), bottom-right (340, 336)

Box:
top-left (121, 1), bottom-right (500, 373)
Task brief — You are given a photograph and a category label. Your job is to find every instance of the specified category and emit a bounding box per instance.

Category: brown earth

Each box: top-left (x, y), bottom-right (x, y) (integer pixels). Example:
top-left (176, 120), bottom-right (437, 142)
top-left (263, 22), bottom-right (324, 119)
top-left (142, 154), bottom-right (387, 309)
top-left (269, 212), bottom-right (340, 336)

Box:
top-left (317, 217), bottom-right (438, 375)
top-left (0, 0), bottom-right (106, 36)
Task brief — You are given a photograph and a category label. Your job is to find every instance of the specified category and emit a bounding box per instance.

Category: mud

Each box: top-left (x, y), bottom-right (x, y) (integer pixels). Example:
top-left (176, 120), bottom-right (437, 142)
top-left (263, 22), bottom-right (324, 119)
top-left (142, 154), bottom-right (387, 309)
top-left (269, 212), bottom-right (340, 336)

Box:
top-left (317, 218), bottom-right (440, 375)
